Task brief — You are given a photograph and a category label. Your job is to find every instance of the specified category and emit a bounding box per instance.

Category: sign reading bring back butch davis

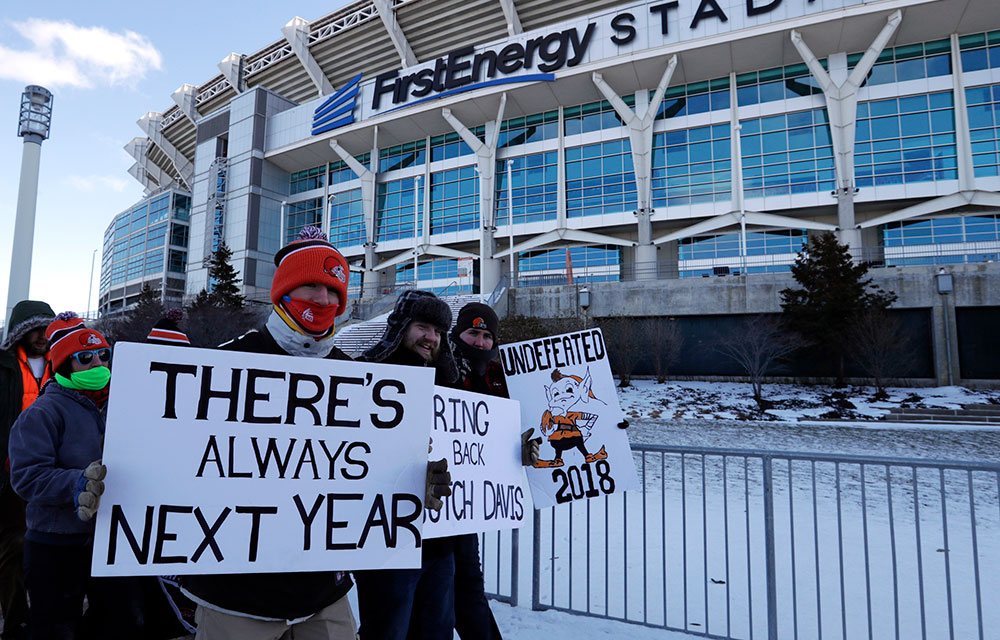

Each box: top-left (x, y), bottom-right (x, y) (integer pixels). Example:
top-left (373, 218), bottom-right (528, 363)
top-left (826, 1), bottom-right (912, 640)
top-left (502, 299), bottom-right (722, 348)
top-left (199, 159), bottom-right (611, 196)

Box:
top-left (91, 342), bottom-right (434, 577)
top-left (498, 328), bottom-right (638, 509)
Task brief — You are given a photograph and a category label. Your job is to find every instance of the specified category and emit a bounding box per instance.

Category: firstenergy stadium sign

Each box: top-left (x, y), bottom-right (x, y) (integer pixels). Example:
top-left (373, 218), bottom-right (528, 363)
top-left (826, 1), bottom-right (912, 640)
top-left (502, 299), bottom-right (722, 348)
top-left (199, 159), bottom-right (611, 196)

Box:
top-left (312, 0), bottom-right (881, 133)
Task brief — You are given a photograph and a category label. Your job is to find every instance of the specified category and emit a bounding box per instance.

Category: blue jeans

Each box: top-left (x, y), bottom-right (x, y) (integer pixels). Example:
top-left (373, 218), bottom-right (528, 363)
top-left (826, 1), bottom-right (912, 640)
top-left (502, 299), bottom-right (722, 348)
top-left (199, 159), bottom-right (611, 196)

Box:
top-left (355, 548), bottom-right (455, 640)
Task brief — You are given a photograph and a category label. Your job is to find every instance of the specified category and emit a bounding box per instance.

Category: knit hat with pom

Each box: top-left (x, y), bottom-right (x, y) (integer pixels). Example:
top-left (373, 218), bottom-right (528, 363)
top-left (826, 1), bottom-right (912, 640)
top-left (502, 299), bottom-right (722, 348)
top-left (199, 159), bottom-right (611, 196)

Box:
top-left (270, 226), bottom-right (349, 314)
top-left (146, 308), bottom-right (190, 346)
top-left (46, 312), bottom-right (111, 371)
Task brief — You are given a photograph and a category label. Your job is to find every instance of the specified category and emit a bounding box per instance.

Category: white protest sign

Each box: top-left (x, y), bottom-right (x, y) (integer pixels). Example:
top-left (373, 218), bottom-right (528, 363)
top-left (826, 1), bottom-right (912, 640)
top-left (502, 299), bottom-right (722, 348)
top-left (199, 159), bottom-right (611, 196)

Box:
top-left (498, 328), bottom-right (638, 509)
top-left (92, 342), bottom-right (435, 577)
top-left (423, 386), bottom-right (526, 539)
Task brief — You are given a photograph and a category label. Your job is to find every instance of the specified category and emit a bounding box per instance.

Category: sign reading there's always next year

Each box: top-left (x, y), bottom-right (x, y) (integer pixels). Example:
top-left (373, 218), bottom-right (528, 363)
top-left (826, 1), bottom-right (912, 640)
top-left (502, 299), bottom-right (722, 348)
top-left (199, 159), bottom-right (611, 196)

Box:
top-left (91, 342), bottom-right (435, 576)
top-left (499, 329), bottom-right (638, 509)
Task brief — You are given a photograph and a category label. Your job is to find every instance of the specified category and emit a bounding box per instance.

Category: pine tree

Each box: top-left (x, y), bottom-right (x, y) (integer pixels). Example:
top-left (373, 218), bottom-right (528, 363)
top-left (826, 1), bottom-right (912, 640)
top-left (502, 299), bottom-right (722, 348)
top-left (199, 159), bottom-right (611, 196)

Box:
top-left (110, 283), bottom-right (165, 343)
top-left (207, 241), bottom-right (245, 309)
top-left (780, 231), bottom-right (897, 385)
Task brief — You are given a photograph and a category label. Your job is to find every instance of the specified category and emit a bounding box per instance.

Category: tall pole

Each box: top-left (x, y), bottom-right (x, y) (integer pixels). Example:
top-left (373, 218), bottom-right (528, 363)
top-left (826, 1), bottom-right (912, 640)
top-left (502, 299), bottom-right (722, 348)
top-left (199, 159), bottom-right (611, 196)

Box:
top-left (507, 159), bottom-right (514, 287)
top-left (5, 86), bottom-right (53, 334)
top-left (86, 249), bottom-right (97, 318)
top-left (413, 175), bottom-right (421, 286)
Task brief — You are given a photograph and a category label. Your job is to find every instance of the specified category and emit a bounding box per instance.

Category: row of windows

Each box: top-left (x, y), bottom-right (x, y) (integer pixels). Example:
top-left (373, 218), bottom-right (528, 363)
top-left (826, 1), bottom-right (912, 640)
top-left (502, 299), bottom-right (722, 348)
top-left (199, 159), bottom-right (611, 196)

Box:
top-left (653, 123), bottom-right (731, 206)
top-left (107, 247), bottom-right (186, 285)
top-left (429, 166), bottom-right (479, 234)
top-left (496, 152), bottom-right (558, 226)
top-left (882, 214), bottom-right (1000, 246)
top-left (958, 30), bottom-right (1000, 73)
top-left (376, 178), bottom-right (423, 242)
top-left (967, 83), bottom-right (1000, 178)
top-left (848, 39), bottom-right (951, 89)
top-left (679, 229), bottom-right (808, 261)
top-left (109, 221), bottom-right (188, 266)
top-left (855, 92), bottom-right (957, 186)
top-left (565, 140), bottom-right (637, 218)
top-left (740, 109), bottom-right (836, 198)
top-left (330, 189), bottom-right (365, 248)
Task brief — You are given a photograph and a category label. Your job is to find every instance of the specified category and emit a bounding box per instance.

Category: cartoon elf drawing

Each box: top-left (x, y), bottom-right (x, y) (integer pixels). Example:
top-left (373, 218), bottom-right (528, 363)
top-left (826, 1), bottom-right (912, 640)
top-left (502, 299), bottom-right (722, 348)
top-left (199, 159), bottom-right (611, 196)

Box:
top-left (533, 367), bottom-right (608, 468)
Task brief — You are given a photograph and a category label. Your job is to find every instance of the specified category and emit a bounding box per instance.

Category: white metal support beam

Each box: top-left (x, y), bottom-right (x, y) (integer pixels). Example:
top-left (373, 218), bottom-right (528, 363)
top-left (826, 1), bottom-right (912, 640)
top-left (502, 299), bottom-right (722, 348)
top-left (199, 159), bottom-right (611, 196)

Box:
top-left (124, 137), bottom-right (175, 190)
top-left (442, 94), bottom-right (507, 295)
top-left (372, 0), bottom-right (418, 68)
top-left (653, 211), bottom-right (835, 245)
top-left (791, 10), bottom-right (901, 251)
top-left (592, 56), bottom-right (677, 278)
top-left (171, 84), bottom-right (200, 124)
top-left (127, 163), bottom-right (155, 194)
top-left (219, 53), bottom-right (246, 93)
top-left (330, 135), bottom-right (380, 298)
top-left (137, 112), bottom-right (194, 188)
top-left (281, 17), bottom-right (335, 97)
top-left (858, 191), bottom-right (1000, 229)
top-left (375, 244), bottom-right (478, 271)
top-left (494, 228), bottom-right (634, 259)
top-left (497, 0), bottom-right (522, 36)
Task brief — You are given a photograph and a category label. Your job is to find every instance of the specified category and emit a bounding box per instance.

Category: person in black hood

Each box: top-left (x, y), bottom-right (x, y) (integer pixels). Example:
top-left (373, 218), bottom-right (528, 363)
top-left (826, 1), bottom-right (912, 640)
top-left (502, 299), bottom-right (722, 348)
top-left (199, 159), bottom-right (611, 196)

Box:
top-left (180, 227), bottom-right (356, 640)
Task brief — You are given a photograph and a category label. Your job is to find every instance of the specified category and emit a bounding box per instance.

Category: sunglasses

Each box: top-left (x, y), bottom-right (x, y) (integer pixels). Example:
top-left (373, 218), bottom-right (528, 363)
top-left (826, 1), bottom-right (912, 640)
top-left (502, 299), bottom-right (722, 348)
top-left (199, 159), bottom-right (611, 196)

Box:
top-left (71, 348), bottom-right (112, 366)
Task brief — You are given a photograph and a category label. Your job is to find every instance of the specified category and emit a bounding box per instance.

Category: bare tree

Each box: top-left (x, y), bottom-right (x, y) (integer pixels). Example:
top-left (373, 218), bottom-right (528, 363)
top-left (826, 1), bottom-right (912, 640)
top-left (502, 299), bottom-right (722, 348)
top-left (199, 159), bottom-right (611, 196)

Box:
top-left (848, 309), bottom-right (916, 399)
top-left (596, 315), bottom-right (645, 388)
top-left (648, 317), bottom-right (683, 383)
top-left (715, 315), bottom-right (805, 404)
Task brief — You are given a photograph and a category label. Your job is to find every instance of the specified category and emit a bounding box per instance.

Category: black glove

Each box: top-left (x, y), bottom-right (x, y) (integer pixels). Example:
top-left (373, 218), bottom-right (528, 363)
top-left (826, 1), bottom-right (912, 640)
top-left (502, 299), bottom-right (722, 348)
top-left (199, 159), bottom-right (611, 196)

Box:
top-left (75, 460), bottom-right (107, 522)
top-left (618, 419), bottom-right (629, 429)
top-left (425, 459), bottom-right (452, 511)
top-left (521, 429), bottom-right (541, 466)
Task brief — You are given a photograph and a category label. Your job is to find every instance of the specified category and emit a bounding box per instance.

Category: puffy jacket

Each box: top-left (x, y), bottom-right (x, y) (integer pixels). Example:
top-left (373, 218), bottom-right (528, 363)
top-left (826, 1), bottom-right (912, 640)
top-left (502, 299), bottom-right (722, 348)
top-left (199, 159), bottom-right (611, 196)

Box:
top-left (8, 382), bottom-right (104, 543)
top-left (181, 327), bottom-right (354, 621)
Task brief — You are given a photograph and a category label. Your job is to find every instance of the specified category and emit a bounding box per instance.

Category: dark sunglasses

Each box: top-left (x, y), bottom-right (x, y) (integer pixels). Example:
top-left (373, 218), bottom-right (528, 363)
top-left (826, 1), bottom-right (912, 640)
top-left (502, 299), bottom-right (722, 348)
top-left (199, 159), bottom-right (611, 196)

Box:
top-left (71, 348), bottom-right (112, 365)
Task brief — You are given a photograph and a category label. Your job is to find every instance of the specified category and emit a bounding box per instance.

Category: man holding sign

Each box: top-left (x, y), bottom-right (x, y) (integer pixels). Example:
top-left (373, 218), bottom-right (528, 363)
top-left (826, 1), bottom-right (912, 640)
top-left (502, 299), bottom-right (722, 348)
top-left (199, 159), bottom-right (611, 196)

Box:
top-left (179, 227), bottom-right (358, 639)
top-left (357, 290), bottom-right (457, 640)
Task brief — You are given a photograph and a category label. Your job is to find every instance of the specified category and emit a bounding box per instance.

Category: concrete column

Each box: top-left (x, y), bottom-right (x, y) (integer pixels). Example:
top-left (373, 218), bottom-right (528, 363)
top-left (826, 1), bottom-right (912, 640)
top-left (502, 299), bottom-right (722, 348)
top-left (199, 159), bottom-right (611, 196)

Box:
top-left (442, 95), bottom-right (507, 295)
top-left (790, 11), bottom-right (901, 253)
top-left (329, 136), bottom-right (381, 299)
top-left (5, 137), bottom-right (43, 329)
top-left (592, 56), bottom-right (677, 280)
top-left (950, 34), bottom-right (976, 193)
top-left (931, 295), bottom-right (960, 386)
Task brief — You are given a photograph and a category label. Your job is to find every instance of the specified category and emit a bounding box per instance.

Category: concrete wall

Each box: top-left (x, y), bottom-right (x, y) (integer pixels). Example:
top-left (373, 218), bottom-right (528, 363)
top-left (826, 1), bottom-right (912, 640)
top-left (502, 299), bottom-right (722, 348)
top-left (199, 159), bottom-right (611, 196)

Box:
top-left (507, 262), bottom-right (1000, 386)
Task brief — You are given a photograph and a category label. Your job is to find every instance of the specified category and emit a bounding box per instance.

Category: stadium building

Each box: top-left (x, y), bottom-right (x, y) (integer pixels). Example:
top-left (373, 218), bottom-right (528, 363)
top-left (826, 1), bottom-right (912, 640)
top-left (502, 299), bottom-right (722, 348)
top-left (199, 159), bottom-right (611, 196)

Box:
top-left (122, 0), bottom-right (1000, 383)
top-left (99, 187), bottom-right (192, 314)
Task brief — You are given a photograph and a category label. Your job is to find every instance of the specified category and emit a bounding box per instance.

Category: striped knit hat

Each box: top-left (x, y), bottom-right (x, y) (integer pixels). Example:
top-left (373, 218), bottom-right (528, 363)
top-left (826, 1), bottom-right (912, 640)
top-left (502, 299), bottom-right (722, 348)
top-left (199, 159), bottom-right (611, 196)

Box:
top-left (270, 226), bottom-right (349, 314)
top-left (45, 312), bottom-right (110, 371)
top-left (146, 308), bottom-right (191, 346)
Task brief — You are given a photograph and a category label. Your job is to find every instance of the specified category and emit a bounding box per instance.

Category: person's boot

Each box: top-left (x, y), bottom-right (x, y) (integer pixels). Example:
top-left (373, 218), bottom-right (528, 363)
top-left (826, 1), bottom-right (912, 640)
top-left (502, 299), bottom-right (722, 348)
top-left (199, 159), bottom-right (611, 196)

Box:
top-left (584, 446), bottom-right (607, 463)
top-left (533, 458), bottom-right (564, 468)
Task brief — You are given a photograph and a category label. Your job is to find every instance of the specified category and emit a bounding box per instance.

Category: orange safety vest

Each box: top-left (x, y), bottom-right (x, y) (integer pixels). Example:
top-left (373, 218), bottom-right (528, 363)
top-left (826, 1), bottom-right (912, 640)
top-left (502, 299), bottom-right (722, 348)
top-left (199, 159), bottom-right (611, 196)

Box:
top-left (16, 345), bottom-right (51, 412)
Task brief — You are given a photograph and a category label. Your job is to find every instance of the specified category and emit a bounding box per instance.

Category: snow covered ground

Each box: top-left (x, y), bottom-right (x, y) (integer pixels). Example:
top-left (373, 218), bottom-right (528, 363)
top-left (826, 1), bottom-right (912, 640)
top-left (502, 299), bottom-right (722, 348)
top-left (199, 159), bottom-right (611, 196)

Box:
top-left (616, 380), bottom-right (1000, 423)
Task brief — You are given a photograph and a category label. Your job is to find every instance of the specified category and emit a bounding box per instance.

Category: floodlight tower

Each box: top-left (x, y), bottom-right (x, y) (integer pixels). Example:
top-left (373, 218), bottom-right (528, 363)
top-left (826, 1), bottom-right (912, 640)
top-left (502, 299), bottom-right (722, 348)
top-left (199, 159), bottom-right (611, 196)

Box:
top-left (4, 86), bottom-right (53, 333)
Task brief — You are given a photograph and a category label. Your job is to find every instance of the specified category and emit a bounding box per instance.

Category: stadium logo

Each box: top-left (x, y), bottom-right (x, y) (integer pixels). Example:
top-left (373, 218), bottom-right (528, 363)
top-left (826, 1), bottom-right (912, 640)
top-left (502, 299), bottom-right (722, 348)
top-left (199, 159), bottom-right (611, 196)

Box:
top-left (312, 73), bottom-right (362, 136)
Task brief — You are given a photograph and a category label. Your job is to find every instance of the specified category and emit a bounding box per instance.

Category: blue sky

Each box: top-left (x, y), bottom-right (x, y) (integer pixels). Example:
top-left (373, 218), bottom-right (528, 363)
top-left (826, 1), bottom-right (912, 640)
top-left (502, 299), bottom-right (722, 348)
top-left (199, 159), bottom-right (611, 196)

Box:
top-left (0, 1), bottom-right (350, 320)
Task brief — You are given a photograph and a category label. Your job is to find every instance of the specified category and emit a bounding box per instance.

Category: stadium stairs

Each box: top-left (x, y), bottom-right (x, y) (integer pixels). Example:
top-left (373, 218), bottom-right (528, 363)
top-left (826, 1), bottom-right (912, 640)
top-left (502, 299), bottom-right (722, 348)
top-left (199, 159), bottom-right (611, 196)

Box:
top-left (882, 403), bottom-right (1000, 425)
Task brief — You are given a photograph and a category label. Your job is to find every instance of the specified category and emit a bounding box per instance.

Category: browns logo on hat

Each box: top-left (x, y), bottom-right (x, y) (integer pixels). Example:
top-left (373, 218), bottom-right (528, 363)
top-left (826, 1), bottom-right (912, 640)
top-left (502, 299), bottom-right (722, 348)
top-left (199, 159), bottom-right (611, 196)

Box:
top-left (46, 312), bottom-right (111, 371)
top-left (452, 302), bottom-right (499, 342)
top-left (270, 226), bottom-right (349, 314)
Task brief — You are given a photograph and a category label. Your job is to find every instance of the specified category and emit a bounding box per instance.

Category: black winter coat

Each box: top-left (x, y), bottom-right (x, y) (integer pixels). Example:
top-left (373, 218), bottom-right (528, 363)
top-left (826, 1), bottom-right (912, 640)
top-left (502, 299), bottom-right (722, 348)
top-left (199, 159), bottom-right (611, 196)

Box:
top-left (181, 328), bottom-right (354, 621)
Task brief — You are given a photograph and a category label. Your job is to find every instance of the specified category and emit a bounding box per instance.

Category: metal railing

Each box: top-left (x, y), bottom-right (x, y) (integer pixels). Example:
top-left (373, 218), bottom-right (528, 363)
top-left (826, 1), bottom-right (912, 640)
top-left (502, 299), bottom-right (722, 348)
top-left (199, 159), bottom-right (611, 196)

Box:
top-left (511, 242), bottom-right (1000, 288)
top-left (528, 444), bottom-right (1000, 639)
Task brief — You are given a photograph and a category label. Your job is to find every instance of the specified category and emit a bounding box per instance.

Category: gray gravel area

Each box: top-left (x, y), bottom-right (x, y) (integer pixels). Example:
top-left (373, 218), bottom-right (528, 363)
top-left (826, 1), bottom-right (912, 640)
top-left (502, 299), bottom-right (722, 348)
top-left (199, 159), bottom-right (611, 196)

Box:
top-left (627, 418), bottom-right (1000, 463)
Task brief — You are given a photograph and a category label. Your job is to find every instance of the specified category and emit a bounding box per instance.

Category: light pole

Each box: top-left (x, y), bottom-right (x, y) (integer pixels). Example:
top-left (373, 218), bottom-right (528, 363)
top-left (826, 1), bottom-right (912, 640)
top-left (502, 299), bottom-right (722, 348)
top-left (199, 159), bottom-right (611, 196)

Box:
top-left (86, 249), bottom-right (97, 319)
top-left (5, 86), bottom-right (53, 334)
top-left (506, 159), bottom-right (514, 287)
top-left (936, 268), bottom-right (954, 386)
top-left (412, 175), bottom-right (421, 286)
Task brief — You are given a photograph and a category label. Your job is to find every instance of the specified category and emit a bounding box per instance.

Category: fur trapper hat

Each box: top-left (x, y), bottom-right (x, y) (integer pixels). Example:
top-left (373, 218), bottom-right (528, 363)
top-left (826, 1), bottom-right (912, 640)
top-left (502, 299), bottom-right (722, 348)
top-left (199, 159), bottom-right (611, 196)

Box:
top-left (361, 290), bottom-right (457, 382)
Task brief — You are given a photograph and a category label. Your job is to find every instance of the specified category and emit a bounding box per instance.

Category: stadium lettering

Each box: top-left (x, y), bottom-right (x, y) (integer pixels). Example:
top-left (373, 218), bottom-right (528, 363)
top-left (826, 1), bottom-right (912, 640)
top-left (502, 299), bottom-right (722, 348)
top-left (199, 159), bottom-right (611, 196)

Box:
top-left (372, 23), bottom-right (595, 109)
